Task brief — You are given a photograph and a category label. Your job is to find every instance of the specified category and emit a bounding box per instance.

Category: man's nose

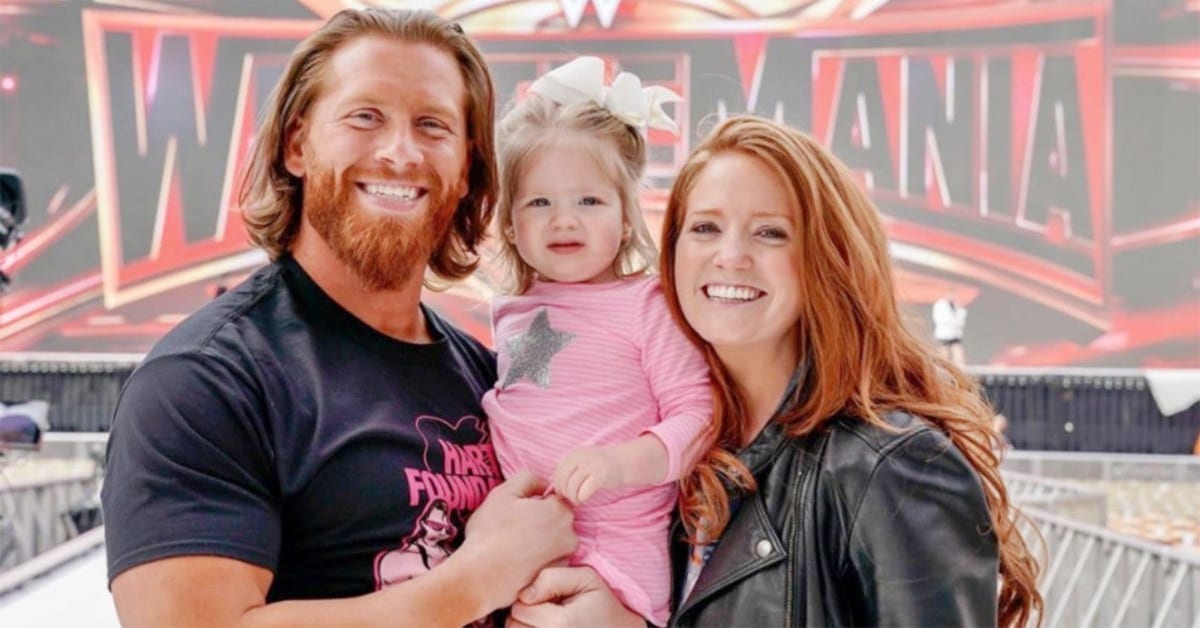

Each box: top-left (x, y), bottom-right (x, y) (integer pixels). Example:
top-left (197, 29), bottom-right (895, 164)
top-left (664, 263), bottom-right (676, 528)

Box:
top-left (376, 125), bottom-right (424, 168)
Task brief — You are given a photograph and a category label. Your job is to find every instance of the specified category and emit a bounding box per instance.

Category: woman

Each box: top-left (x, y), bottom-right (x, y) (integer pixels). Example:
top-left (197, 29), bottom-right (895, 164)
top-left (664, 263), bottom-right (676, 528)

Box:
top-left (510, 116), bottom-right (1041, 627)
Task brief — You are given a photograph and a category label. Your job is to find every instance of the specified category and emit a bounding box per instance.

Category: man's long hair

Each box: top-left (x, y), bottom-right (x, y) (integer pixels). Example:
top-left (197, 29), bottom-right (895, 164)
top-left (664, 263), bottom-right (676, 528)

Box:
top-left (660, 115), bottom-right (1042, 628)
top-left (238, 9), bottom-right (497, 286)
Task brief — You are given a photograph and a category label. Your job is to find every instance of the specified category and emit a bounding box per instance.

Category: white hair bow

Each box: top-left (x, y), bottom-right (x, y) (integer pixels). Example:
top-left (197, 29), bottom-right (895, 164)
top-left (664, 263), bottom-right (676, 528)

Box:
top-left (527, 56), bottom-right (684, 135)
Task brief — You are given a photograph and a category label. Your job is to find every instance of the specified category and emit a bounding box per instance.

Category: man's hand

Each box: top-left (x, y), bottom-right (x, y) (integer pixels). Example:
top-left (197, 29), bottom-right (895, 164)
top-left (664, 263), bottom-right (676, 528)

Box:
top-left (507, 566), bottom-right (645, 628)
top-left (458, 470), bottom-right (577, 612)
top-left (551, 446), bottom-right (625, 505)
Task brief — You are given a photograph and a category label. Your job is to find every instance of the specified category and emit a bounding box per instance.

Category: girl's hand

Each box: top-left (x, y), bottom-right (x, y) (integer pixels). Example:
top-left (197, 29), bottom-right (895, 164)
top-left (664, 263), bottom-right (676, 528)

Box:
top-left (508, 566), bottom-right (645, 628)
top-left (551, 446), bottom-right (625, 505)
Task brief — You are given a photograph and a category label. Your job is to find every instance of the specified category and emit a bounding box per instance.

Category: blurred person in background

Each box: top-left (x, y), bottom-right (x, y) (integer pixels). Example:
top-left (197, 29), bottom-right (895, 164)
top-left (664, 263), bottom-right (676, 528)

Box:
top-left (932, 288), bottom-right (968, 365)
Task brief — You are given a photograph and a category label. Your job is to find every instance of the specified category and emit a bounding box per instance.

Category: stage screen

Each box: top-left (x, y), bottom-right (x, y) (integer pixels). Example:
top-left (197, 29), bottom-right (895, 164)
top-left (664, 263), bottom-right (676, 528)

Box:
top-left (0, 0), bottom-right (1196, 366)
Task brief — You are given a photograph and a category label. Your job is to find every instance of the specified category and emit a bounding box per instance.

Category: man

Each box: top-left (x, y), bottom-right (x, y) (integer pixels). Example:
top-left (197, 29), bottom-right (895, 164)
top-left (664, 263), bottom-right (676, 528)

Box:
top-left (101, 9), bottom-right (576, 626)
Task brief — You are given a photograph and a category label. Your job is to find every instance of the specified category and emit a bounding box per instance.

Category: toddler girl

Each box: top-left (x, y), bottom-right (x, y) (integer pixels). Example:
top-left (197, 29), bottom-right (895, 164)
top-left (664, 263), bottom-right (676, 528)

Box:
top-left (482, 56), bottom-right (709, 625)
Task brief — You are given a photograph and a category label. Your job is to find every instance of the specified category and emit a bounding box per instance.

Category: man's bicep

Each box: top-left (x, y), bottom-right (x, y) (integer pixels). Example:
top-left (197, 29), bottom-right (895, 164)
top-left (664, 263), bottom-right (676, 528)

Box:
top-left (111, 555), bottom-right (273, 628)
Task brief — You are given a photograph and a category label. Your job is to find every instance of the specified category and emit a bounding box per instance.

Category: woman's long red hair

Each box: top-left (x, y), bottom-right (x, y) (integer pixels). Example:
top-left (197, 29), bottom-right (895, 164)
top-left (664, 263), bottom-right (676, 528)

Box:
top-left (661, 116), bottom-right (1041, 628)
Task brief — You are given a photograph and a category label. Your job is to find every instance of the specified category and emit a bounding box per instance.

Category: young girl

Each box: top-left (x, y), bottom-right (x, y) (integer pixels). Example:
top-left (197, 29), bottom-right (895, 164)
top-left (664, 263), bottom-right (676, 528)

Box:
top-left (481, 57), bottom-right (708, 626)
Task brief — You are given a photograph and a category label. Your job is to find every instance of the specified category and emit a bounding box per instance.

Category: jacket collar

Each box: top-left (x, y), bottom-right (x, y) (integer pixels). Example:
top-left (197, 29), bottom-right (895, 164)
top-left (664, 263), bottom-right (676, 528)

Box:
top-left (675, 491), bottom-right (788, 618)
top-left (673, 361), bottom-right (812, 618)
top-left (738, 360), bottom-right (808, 473)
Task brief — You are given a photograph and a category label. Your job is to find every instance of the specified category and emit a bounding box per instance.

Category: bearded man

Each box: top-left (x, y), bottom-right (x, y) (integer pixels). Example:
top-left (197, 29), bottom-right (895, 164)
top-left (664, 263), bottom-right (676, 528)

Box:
top-left (101, 9), bottom-right (576, 626)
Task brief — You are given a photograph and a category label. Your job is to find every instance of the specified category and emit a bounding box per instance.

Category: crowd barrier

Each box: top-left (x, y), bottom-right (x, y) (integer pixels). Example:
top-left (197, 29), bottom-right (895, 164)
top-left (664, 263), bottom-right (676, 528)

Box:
top-left (0, 440), bottom-right (1197, 624)
top-left (0, 354), bottom-right (138, 434)
top-left (1004, 450), bottom-right (1200, 483)
top-left (1004, 471), bottom-right (1108, 527)
top-left (1, 357), bottom-right (1197, 453)
top-left (1006, 452), bottom-right (1200, 626)
top-left (974, 368), bottom-right (1199, 454)
top-left (1018, 507), bottom-right (1200, 628)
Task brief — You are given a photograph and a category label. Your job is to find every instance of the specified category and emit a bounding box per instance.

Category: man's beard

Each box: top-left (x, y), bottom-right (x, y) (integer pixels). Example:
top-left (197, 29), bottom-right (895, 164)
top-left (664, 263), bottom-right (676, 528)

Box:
top-left (303, 164), bottom-right (458, 291)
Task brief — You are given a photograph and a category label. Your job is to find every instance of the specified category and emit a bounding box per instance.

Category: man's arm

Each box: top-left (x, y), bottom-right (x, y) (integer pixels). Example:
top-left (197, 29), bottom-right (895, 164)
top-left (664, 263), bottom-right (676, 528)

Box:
top-left (112, 470), bottom-right (577, 628)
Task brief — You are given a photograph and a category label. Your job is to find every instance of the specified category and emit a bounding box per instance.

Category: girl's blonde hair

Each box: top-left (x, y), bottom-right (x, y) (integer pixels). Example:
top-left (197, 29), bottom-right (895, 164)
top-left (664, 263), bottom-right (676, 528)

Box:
top-left (494, 94), bottom-right (657, 294)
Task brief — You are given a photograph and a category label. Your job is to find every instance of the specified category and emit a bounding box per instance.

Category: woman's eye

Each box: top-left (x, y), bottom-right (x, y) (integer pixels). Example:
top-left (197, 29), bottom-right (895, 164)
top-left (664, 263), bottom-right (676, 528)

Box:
top-left (688, 222), bottom-right (718, 234)
top-left (757, 226), bottom-right (789, 240)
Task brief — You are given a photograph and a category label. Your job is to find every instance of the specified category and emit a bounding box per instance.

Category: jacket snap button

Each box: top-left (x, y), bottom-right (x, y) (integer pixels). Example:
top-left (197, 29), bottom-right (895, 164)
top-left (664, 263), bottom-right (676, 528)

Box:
top-left (754, 539), bottom-right (773, 558)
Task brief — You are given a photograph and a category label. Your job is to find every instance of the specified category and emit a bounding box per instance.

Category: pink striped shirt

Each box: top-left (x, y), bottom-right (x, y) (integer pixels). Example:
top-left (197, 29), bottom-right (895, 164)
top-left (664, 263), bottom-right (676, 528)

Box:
top-left (482, 275), bottom-right (711, 625)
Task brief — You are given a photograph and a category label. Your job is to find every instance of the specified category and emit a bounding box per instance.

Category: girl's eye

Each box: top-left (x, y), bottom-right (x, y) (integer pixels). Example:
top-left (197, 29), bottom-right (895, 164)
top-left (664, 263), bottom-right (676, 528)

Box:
top-left (527, 198), bottom-right (550, 208)
top-left (579, 196), bottom-right (602, 206)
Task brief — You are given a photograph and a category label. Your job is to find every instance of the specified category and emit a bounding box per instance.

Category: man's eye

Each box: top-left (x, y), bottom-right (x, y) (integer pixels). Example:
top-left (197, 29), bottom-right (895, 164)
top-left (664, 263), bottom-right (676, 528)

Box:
top-left (349, 111), bottom-right (381, 124)
top-left (419, 118), bottom-right (450, 132)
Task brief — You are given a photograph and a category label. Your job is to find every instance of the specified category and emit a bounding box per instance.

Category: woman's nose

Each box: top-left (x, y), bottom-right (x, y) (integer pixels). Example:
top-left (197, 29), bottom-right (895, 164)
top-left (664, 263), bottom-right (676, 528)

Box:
top-left (713, 235), bottom-right (752, 269)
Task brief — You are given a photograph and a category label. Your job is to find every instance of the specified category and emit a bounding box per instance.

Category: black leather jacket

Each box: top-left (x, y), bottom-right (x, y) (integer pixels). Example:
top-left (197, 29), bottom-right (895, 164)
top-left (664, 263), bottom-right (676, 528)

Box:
top-left (670, 410), bottom-right (999, 627)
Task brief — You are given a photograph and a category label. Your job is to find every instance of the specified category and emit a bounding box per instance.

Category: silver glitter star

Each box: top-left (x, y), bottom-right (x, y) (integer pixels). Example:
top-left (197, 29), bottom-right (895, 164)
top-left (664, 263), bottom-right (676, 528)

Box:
top-left (502, 308), bottom-right (575, 390)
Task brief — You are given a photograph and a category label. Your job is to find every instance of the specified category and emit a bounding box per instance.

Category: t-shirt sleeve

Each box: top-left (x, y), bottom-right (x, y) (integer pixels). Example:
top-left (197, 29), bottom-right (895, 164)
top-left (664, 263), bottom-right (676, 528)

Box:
top-left (635, 279), bottom-right (714, 484)
top-left (101, 351), bottom-right (280, 585)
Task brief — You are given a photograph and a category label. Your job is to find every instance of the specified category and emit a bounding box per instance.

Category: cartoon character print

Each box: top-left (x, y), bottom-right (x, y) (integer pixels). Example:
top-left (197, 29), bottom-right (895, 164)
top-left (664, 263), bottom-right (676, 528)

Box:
top-left (373, 498), bottom-right (459, 587)
top-left (372, 415), bottom-right (501, 590)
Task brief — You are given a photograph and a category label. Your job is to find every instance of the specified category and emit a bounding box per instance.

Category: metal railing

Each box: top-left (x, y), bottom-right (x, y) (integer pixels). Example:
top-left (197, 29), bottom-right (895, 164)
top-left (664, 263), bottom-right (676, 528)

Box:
top-left (1004, 450), bottom-right (1200, 483)
top-left (0, 434), bottom-right (106, 572)
top-left (1005, 471), bottom-right (1109, 527)
top-left (1019, 507), bottom-right (1200, 628)
top-left (1006, 457), bottom-right (1200, 627)
top-left (0, 472), bottom-right (99, 572)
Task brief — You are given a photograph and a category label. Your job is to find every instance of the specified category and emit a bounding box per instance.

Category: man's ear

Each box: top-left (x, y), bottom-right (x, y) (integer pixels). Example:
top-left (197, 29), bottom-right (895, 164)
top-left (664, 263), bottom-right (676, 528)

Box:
top-left (284, 120), bottom-right (307, 178)
top-left (456, 143), bottom-right (472, 202)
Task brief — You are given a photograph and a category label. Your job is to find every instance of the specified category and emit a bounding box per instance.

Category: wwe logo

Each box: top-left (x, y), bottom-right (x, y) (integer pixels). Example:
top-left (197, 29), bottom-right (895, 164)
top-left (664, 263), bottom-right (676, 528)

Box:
top-left (559, 0), bottom-right (622, 28)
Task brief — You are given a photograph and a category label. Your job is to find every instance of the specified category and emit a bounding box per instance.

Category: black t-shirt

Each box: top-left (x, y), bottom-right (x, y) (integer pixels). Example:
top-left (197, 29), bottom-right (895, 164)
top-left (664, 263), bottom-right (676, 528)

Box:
top-left (102, 256), bottom-right (499, 601)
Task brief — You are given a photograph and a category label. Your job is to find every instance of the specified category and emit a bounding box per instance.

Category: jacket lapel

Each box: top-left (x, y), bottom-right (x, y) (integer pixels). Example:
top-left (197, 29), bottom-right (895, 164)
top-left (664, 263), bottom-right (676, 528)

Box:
top-left (675, 492), bottom-right (787, 617)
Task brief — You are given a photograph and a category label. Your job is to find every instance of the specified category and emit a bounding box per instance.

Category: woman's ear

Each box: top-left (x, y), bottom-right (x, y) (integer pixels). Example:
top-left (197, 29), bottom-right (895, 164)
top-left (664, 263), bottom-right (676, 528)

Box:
top-left (503, 224), bottom-right (516, 243)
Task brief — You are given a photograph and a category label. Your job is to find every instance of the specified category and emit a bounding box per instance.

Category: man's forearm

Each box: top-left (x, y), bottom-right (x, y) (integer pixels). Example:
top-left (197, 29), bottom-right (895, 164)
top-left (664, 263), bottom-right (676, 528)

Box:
top-left (239, 552), bottom-right (492, 628)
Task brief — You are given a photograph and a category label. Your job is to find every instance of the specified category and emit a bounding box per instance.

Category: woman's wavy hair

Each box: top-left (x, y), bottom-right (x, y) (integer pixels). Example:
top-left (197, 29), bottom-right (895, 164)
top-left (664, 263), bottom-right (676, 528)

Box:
top-left (238, 9), bottom-right (497, 286)
top-left (661, 115), bottom-right (1042, 628)
top-left (493, 94), bottom-right (658, 294)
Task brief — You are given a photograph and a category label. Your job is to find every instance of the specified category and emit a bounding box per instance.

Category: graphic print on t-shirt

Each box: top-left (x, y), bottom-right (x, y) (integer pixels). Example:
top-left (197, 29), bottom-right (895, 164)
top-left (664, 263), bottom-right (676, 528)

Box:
top-left (374, 414), bottom-right (502, 588)
top-left (501, 308), bottom-right (575, 390)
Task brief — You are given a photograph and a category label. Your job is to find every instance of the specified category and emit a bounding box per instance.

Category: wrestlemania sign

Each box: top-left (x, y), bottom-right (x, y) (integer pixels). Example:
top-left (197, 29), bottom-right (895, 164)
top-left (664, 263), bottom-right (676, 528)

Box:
top-left (0, 0), bottom-right (1196, 366)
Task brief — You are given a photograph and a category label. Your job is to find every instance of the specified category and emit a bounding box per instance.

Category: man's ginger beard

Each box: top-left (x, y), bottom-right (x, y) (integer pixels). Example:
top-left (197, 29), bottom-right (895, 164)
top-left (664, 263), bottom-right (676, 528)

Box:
top-left (302, 163), bottom-right (459, 291)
